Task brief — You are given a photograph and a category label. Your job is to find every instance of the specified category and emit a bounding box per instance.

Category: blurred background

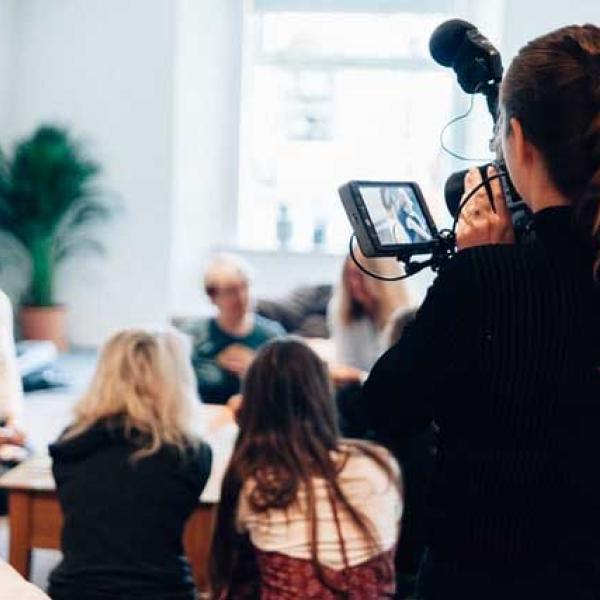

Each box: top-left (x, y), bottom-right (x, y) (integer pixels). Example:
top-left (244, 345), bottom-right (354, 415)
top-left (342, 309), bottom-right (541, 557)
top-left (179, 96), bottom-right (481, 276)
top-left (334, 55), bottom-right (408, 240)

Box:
top-left (0, 0), bottom-right (598, 348)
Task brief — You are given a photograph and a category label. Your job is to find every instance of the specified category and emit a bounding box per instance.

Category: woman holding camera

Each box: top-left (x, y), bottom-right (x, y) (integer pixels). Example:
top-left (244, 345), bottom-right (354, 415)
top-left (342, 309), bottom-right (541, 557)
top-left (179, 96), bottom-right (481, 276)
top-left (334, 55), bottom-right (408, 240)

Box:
top-left (364, 25), bottom-right (600, 599)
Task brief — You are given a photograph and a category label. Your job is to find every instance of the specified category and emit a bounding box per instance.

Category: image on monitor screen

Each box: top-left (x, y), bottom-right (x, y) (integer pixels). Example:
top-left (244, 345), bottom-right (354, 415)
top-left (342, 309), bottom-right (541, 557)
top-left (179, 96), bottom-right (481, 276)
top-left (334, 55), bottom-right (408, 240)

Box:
top-left (359, 184), bottom-right (433, 246)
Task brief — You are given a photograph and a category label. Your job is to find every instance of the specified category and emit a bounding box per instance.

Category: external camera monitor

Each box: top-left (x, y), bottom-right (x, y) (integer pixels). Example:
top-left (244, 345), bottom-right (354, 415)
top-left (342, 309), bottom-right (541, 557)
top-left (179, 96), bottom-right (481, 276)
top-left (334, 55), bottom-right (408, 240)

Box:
top-left (339, 181), bottom-right (438, 257)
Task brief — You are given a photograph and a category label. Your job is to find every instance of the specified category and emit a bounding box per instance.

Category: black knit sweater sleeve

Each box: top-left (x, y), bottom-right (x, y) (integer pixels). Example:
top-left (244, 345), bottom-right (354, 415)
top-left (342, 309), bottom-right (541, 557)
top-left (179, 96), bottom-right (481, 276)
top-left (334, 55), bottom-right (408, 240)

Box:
top-left (363, 250), bottom-right (480, 442)
top-left (362, 209), bottom-right (600, 574)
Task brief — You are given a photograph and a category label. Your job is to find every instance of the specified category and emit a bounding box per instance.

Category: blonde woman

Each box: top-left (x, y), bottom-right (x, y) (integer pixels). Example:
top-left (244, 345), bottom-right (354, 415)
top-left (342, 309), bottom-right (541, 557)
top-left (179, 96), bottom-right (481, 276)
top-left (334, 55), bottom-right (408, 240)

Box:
top-left (328, 252), bottom-right (411, 381)
top-left (48, 328), bottom-right (212, 600)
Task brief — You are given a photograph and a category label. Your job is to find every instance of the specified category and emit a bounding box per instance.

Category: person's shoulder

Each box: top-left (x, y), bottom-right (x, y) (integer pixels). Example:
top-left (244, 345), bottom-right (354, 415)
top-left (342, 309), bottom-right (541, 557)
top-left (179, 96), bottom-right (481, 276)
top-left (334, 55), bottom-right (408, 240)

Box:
top-left (433, 244), bottom-right (535, 293)
top-left (457, 243), bottom-right (537, 270)
top-left (339, 440), bottom-right (400, 480)
top-left (180, 318), bottom-right (214, 345)
top-left (181, 439), bottom-right (213, 482)
top-left (423, 248), bottom-right (481, 303)
top-left (254, 314), bottom-right (286, 337)
top-left (48, 421), bottom-right (113, 461)
top-left (337, 442), bottom-right (402, 506)
top-left (194, 439), bottom-right (213, 467)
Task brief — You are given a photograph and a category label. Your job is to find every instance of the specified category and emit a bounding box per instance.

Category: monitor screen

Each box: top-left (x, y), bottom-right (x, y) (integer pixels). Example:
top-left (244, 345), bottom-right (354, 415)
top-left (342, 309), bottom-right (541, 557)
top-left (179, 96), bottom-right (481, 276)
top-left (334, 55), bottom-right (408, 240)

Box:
top-left (358, 184), bottom-right (434, 246)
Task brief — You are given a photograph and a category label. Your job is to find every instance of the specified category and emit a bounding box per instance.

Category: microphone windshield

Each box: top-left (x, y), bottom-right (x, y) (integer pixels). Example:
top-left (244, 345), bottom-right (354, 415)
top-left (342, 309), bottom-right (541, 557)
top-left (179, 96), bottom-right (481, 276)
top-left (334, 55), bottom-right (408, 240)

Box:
top-left (429, 19), bottom-right (476, 67)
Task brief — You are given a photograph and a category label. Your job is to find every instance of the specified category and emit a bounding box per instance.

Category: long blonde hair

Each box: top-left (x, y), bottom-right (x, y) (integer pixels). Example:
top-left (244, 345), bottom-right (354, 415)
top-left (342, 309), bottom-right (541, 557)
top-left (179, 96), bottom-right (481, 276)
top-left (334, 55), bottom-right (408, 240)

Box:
top-left (334, 252), bottom-right (411, 329)
top-left (62, 327), bottom-right (200, 458)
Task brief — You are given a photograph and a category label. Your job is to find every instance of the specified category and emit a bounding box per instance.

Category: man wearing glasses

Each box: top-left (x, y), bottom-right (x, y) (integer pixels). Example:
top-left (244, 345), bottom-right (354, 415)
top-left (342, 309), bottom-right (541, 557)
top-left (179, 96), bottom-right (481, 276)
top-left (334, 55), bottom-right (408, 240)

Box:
top-left (187, 254), bottom-right (284, 405)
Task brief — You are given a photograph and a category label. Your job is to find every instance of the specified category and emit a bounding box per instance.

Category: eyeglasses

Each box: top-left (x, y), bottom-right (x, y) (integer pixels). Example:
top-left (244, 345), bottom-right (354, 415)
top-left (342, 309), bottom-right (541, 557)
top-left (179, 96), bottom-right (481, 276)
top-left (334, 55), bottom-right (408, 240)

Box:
top-left (205, 281), bottom-right (248, 299)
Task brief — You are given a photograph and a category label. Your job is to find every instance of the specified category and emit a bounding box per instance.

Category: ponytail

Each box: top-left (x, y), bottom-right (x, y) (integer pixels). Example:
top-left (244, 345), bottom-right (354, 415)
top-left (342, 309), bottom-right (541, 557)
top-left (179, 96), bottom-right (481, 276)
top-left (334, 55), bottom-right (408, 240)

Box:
top-left (501, 24), bottom-right (600, 271)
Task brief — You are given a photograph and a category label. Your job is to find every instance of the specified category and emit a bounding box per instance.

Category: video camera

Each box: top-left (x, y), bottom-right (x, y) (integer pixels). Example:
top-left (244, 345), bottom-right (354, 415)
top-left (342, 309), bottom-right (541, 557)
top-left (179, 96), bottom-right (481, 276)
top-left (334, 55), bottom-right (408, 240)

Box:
top-left (339, 19), bottom-right (534, 275)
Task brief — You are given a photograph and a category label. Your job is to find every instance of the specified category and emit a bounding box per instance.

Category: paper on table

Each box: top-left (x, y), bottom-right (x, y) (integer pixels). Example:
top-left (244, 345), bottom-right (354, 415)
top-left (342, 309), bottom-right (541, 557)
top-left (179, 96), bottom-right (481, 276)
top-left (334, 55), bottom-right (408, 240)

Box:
top-left (194, 404), bottom-right (239, 504)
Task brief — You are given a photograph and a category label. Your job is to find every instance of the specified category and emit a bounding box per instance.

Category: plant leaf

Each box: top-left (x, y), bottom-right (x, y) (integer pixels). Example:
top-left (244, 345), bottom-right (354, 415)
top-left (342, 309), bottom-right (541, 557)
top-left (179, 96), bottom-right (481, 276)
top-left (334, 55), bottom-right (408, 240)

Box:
top-left (0, 125), bottom-right (112, 304)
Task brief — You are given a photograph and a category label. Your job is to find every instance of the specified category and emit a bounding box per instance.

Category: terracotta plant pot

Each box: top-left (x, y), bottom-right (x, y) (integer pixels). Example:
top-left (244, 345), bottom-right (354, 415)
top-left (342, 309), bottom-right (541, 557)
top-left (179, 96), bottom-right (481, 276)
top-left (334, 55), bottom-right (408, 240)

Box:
top-left (20, 305), bottom-right (68, 352)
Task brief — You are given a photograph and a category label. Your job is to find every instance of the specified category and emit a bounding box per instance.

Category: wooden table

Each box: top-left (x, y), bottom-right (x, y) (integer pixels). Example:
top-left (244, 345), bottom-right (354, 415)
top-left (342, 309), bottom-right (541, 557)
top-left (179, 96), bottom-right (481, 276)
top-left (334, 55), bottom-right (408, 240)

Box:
top-left (0, 405), bottom-right (238, 593)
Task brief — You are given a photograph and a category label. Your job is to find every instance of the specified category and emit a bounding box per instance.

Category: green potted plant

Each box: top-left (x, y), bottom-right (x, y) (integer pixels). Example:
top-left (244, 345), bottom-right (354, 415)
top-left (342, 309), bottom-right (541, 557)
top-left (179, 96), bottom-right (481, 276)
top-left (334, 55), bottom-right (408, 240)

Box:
top-left (0, 125), bottom-right (111, 350)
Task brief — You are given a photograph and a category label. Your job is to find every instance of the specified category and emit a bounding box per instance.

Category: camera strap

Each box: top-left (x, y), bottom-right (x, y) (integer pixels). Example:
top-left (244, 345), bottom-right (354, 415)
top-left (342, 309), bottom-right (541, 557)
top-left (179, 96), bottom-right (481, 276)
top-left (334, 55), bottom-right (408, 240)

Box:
top-left (477, 164), bottom-right (495, 210)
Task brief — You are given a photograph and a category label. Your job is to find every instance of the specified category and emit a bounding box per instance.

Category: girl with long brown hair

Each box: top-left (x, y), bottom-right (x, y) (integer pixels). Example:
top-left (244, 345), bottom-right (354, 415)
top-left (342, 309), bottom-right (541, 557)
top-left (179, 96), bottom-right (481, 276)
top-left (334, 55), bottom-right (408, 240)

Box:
top-left (210, 339), bottom-right (402, 599)
top-left (364, 24), bottom-right (600, 599)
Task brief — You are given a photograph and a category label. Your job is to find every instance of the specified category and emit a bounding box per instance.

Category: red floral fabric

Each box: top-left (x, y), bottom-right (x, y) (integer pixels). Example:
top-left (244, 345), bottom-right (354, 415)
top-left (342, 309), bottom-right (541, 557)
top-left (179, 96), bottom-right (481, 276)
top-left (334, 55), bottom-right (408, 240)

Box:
top-left (228, 549), bottom-right (396, 599)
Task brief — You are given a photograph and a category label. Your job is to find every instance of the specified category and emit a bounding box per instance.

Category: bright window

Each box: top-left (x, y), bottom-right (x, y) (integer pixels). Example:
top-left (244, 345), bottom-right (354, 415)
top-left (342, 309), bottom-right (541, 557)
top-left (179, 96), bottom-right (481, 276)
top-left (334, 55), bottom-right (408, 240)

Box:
top-left (238, 2), bottom-right (490, 252)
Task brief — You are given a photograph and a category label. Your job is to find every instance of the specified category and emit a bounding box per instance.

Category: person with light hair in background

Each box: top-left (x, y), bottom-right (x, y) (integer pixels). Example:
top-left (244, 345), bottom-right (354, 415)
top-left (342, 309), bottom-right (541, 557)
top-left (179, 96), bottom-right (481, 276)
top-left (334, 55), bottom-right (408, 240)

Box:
top-left (48, 327), bottom-right (212, 600)
top-left (325, 252), bottom-right (412, 443)
top-left (328, 251), bottom-right (411, 384)
top-left (185, 254), bottom-right (284, 405)
top-left (385, 306), bottom-right (418, 348)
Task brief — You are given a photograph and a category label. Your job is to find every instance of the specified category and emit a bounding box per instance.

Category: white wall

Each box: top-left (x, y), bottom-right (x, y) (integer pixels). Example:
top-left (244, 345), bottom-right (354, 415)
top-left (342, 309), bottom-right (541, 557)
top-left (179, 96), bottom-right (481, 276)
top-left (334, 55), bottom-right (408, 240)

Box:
top-left (0, 1), bottom-right (22, 302)
top-left (1, 0), bottom-right (177, 346)
top-left (170, 0), bottom-right (245, 317)
top-left (502, 0), bottom-right (600, 61)
top-left (0, 0), bottom-right (16, 135)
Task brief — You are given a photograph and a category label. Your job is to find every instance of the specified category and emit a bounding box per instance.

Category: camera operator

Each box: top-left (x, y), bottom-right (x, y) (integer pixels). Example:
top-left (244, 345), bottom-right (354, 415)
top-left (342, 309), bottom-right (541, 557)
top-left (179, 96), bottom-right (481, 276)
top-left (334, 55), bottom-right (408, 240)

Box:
top-left (363, 25), bottom-right (600, 599)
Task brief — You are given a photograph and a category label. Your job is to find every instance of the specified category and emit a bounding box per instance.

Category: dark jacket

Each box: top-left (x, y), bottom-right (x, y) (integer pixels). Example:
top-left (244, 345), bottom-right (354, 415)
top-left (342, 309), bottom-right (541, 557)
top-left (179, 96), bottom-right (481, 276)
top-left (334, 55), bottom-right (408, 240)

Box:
top-left (364, 207), bottom-right (600, 595)
top-left (47, 420), bottom-right (212, 600)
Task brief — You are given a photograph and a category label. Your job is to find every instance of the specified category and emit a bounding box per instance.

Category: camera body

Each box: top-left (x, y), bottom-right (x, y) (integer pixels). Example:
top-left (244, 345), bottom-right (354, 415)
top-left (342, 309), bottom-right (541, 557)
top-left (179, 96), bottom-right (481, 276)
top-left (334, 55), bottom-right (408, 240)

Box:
top-left (446, 160), bottom-right (533, 239)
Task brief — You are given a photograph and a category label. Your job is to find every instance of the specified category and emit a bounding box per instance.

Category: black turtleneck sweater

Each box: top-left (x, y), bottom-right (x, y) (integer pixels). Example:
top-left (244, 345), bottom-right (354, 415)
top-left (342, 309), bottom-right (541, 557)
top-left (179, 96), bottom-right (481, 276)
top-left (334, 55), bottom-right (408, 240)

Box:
top-left (364, 207), bottom-right (600, 576)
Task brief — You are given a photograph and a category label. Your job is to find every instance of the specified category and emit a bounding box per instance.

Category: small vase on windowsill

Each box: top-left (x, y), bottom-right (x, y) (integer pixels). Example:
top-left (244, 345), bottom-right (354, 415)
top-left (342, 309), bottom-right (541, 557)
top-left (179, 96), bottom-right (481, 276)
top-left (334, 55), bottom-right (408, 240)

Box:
top-left (276, 204), bottom-right (292, 250)
top-left (312, 219), bottom-right (327, 252)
